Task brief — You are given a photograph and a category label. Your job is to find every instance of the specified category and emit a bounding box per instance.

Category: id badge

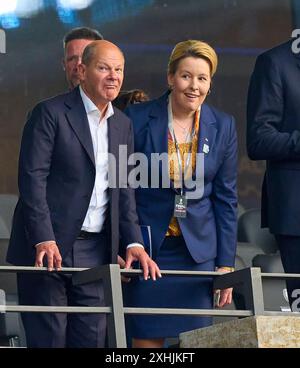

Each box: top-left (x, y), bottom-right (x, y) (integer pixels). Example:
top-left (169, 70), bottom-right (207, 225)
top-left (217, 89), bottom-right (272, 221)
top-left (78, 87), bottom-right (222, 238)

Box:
top-left (174, 195), bottom-right (187, 218)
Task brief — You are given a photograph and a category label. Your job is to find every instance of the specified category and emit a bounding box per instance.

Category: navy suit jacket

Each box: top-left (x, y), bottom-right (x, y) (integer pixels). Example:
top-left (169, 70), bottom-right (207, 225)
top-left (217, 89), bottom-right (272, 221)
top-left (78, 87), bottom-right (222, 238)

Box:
top-left (247, 40), bottom-right (300, 235)
top-left (7, 86), bottom-right (143, 265)
top-left (126, 93), bottom-right (237, 267)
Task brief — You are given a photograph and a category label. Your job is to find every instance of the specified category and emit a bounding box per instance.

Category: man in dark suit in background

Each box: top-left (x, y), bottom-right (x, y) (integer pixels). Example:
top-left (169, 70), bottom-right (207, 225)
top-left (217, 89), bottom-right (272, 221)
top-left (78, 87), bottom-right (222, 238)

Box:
top-left (62, 27), bottom-right (103, 90)
top-left (247, 38), bottom-right (300, 309)
top-left (7, 40), bottom-right (160, 348)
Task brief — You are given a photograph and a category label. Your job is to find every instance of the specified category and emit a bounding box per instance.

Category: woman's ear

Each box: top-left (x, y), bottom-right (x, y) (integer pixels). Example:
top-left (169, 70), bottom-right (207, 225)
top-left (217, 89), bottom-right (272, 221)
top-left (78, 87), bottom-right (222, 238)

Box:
top-left (207, 81), bottom-right (212, 95)
top-left (167, 74), bottom-right (174, 90)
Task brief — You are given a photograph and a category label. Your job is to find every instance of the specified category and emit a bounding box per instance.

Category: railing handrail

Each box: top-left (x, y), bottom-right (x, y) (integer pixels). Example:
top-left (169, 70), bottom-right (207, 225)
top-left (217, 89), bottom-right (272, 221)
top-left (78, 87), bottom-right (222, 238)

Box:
top-left (0, 265), bottom-right (87, 273)
top-left (2, 265), bottom-right (300, 279)
top-left (1, 265), bottom-right (299, 347)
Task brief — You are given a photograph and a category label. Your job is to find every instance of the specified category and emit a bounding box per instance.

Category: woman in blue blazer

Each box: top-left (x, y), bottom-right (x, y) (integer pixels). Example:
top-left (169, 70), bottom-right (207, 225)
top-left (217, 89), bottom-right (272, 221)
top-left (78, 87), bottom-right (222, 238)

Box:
top-left (124, 40), bottom-right (238, 348)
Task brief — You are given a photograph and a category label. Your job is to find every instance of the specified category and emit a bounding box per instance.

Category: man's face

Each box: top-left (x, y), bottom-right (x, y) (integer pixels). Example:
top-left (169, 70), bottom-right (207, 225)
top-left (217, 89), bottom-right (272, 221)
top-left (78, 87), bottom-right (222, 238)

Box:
top-left (63, 39), bottom-right (94, 89)
top-left (79, 42), bottom-right (124, 111)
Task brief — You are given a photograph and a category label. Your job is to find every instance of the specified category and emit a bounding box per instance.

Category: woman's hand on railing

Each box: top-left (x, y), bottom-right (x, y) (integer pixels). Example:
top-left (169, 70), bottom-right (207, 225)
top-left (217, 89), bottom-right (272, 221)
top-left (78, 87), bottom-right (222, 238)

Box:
top-left (214, 266), bottom-right (233, 308)
top-left (125, 247), bottom-right (162, 281)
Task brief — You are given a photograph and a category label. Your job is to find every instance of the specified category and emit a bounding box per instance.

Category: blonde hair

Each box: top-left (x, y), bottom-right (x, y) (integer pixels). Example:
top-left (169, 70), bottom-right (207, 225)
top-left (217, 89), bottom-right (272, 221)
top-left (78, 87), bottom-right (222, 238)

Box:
top-left (168, 40), bottom-right (218, 77)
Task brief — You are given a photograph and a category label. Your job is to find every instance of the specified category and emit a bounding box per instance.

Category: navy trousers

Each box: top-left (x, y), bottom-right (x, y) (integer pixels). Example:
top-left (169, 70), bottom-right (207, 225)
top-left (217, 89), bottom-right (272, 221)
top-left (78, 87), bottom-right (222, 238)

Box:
top-left (17, 232), bottom-right (110, 348)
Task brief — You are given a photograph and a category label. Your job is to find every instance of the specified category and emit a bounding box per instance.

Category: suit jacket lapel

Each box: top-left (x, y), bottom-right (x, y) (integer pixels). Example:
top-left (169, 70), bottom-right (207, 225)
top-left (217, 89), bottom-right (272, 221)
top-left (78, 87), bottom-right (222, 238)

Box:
top-left (107, 113), bottom-right (119, 216)
top-left (292, 48), bottom-right (300, 69)
top-left (107, 113), bottom-right (119, 158)
top-left (65, 87), bottom-right (95, 167)
top-left (148, 94), bottom-right (169, 154)
top-left (287, 39), bottom-right (300, 69)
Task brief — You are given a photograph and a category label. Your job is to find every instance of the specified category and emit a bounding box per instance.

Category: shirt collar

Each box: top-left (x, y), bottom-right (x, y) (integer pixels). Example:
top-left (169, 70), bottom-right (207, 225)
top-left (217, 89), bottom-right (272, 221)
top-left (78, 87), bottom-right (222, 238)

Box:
top-left (167, 93), bottom-right (201, 142)
top-left (79, 85), bottom-right (114, 120)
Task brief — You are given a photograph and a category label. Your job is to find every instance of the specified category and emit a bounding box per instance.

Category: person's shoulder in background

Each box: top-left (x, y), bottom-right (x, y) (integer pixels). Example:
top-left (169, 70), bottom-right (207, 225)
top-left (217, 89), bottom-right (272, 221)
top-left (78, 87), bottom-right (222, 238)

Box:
top-left (113, 89), bottom-right (150, 111)
top-left (256, 39), bottom-right (294, 68)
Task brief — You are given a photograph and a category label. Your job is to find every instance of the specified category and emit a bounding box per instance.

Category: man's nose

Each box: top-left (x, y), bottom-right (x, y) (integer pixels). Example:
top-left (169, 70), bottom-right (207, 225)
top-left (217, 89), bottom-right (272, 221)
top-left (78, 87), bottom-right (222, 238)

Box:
top-left (108, 69), bottom-right (118, 79)
top-left (73, 57), bottom-right (82, 69)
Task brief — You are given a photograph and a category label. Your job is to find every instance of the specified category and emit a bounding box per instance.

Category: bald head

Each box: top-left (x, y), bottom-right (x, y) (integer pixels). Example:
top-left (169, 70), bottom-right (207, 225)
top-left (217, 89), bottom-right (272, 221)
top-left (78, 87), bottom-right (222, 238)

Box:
top-left (78, 40), bottom-right (125, 111)
top-left (82, 40), bottom-right (124, 66)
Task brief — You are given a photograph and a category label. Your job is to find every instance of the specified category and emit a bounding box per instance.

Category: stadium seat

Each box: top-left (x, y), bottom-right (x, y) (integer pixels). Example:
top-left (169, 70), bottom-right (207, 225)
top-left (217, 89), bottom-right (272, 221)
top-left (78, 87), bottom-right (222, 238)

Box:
top-left (0, 195), bottom-right (25, 346)
top-left (238, 208), bottom-right (278, 254)
top-left (0, 194), bottom-right (18, 234)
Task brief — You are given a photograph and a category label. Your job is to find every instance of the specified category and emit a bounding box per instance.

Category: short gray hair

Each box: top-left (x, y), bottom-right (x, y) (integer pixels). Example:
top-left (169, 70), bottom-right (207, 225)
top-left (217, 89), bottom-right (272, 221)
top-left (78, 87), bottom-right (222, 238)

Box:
top-left (81, 42), bottom-right (97, 65)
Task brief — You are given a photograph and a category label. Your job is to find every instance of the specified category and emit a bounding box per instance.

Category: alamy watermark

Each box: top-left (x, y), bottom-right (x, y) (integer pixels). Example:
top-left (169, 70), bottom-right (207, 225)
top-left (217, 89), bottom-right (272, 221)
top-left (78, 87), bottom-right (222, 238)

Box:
top-left (103, 145), bottom-right (205, 200)
top-left (291, 29), bottom-right (300, 54)
top-left (290, 289), bottom-right (300, 312)
top-left (0, 29), bottom-right (6, 54)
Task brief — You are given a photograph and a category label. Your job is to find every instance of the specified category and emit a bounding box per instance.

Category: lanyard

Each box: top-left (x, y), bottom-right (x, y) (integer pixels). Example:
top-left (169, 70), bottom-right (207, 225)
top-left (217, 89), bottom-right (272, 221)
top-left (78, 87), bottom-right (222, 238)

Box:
top-left (168, 98), bottom-right (196, 196)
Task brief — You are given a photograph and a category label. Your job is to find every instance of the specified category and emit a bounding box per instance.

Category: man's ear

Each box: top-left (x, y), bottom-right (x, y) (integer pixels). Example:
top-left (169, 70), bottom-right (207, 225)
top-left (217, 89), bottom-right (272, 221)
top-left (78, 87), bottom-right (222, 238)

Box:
top-left (78, 63), bottom-right (85, 81)
top-left (62, 57), bottom-right (66, 71)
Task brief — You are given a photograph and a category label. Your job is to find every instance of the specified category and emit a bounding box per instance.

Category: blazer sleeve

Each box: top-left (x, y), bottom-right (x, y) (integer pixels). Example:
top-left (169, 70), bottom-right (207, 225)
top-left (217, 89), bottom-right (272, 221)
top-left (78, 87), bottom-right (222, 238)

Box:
top-left (212, 116), bottom-right (238, 267)
top-left (247, 53), bottom-right (300, 160)
top-left (118, 120), bottom-right (144, 250)
top-left (18, 102), bottom-right (57, 246)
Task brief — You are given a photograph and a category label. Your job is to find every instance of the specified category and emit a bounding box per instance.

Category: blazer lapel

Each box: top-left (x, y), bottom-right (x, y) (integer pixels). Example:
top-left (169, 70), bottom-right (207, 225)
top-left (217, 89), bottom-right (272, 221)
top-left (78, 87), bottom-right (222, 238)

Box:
top-left (147, 95), bottom-right (217, 156)
top-left (198, 104), bottom-right (217, 155)
top-left (65, 88), bottom-right (95, 166)
top-left (147, 95), bottom-right (218, 191)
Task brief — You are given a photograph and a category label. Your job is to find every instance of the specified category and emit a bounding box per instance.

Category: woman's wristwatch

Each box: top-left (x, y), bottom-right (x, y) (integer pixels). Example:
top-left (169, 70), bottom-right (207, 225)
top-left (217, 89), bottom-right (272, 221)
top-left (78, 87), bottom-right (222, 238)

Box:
top-left (218, 266), bottom-right (235, 272)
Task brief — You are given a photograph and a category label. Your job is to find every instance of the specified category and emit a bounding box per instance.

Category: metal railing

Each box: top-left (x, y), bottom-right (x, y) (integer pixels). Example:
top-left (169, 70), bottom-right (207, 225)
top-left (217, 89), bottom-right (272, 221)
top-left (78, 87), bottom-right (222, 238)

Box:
top-left (1, 265), bottom-right (300, 347)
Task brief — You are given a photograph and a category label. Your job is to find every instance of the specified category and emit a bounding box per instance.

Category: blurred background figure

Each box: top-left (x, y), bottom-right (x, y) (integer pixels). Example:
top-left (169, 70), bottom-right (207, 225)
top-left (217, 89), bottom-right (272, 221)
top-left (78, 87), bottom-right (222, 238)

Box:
top-left (247, 38), bottom-right (300, 309)
top-left (62, 27), bottom-right (103, 89)
top-left (113, 89), bottom-right (150, 111)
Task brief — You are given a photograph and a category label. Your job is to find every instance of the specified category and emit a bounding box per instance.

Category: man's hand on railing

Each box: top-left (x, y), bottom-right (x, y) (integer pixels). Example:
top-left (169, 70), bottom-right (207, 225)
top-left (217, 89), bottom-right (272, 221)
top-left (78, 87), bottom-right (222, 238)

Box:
top-left (35, 241), bottom-right (62, 271)
top-left (125, 246), bottom-right (162, 281)
top-left (214, 266), bottom-right (233, 308)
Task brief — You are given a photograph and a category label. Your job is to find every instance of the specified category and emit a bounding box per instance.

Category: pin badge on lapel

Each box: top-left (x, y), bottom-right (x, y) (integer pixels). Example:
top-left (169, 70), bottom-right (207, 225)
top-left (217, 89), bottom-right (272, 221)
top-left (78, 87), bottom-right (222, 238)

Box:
top-left (203, 139), bottom-right (209, 154)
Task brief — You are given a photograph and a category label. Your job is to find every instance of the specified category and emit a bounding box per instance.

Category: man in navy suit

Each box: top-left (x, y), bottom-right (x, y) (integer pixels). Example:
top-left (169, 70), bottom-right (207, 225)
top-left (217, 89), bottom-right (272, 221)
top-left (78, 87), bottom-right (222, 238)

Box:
top-left (247, 38), bottom-right (300, 309)
top-left (7, 40), bottom-right (160, 347)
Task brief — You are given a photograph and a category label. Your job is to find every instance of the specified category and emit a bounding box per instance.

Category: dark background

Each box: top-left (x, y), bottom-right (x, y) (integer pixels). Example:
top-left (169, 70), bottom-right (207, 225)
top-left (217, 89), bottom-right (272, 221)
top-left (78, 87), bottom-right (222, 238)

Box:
top-left (0, 0), bottom-right (297, 208)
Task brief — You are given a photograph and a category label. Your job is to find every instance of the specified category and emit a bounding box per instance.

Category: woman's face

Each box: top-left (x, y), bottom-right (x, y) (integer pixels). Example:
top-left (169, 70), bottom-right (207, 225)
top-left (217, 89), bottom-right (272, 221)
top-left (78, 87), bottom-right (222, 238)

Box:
top-left (168, 56), bottom-right (211, 114)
